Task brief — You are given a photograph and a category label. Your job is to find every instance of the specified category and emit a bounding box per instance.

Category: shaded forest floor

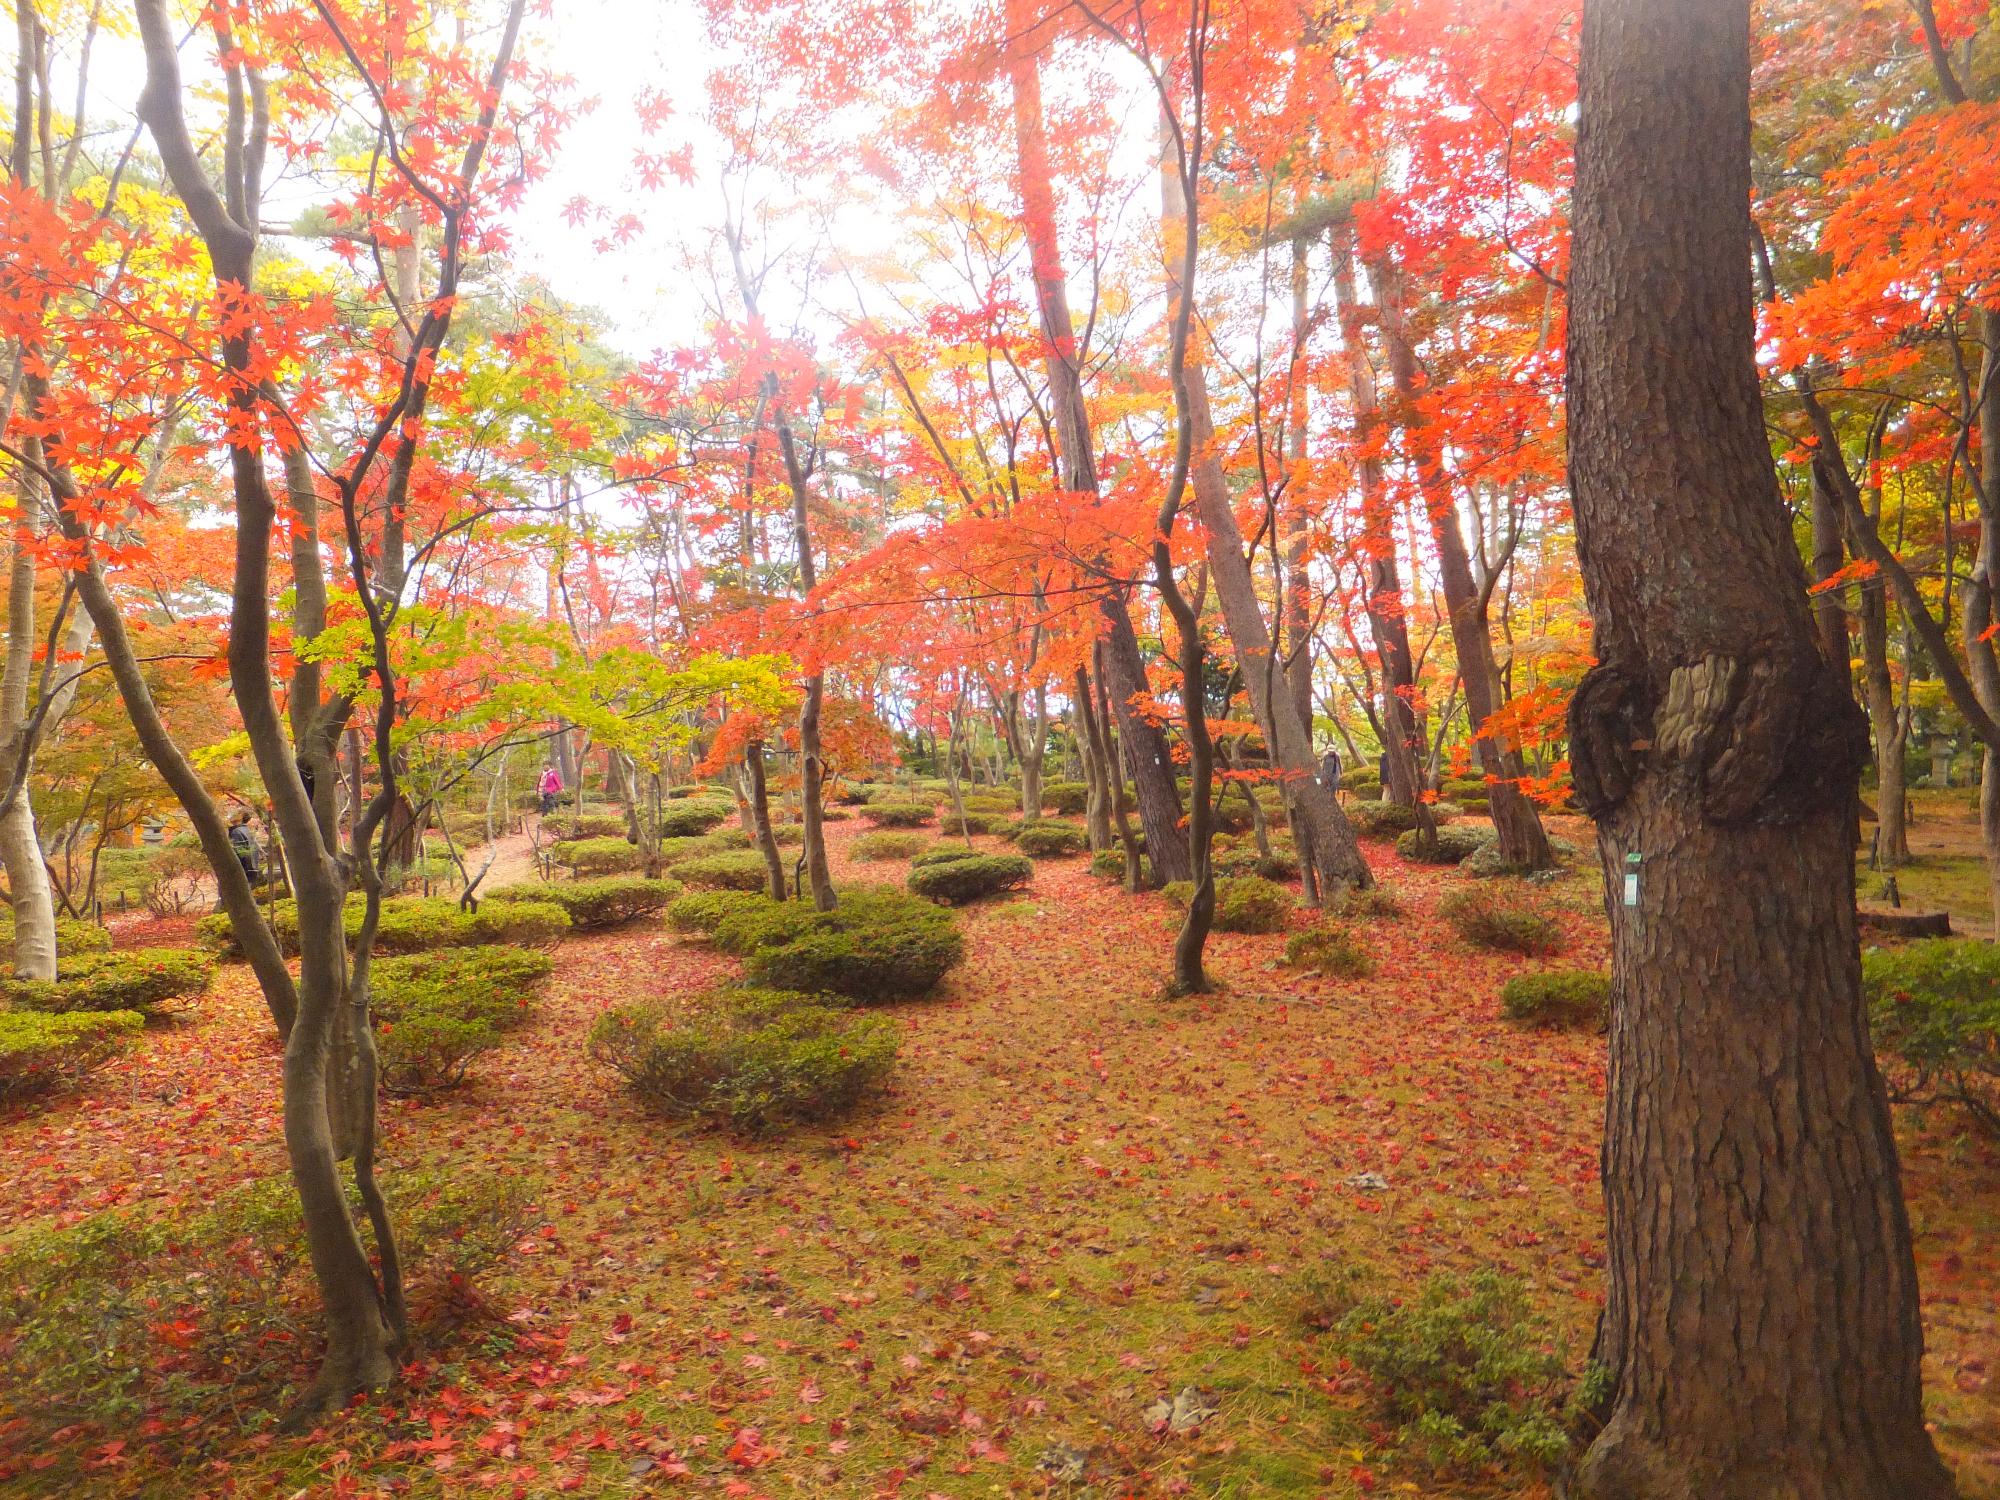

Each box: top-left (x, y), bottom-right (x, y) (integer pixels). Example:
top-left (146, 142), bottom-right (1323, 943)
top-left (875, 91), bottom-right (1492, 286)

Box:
top-left (4, 813), bottom-right (1997, 1498)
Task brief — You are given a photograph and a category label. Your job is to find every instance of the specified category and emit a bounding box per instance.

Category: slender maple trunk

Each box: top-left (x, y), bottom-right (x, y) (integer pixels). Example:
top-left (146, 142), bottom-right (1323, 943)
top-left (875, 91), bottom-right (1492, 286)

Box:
top-left (1074, 667), bottom-right (1114, 852)
top-left (1095, 642), bottom-right (1145, 892)
top-left (1329, 223), bottom-right (1432, 847)
top-left (1003, 9), bottom-right (1189, 884)
top-left (1375, 264), bottom-right (1551, 869)
top-left (1565, 0), bottom-right (1953, 1490)
top-left (1860, 578), bottom-right (1909, 865)
top-left (1164, 154), bottom-right (1370, 897)
top-left (745, 738), bottom-right (786, 901)
top-left (776, 423), bottom-right (836, 911)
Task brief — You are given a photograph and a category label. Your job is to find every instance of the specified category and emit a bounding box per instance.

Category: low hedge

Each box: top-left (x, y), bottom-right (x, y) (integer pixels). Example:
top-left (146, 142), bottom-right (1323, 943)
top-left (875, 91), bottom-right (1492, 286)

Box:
top-left (852, 831), bottom-right (930, 862)
top-left (666, 888), bottom-right (774, 936)
top-left (1041, 781), bottom-right (1089, 815)
top-left (0, 1010), bottom-right (143, 1102)
top-left (548, 836), bottom-right (645, 876)
top-left (198, 894), bottom-right (570, 957)
top-left (743, 890), bottom-right (964, 1001)
top-left (1161, 875), bottom-right (1293, 934)
top-left (907, 853), bottom-right (1032, 904)
top-left (6, 948), bottom-right (215, 1017)
top-left (590, 988), bottom-right (897, 1134)
top-left (940, 811), bottom-right (1007, 837)
top-left (544, 813), bottom-right (630, 840)
top-left (487, 876), bottom-right (682, 930)
top-left (1395, 825), bottom-right (1496, 865)
top-left (1348, 800), bottom-right (1422, 836)
top-left (0, 916), bottom-right (114, 960)
top-left (1339, 766), bottom-right (1381, 791)
top-left (668, 850), bottom-right (775, 891)
top-left (860, 801), bottom-right (936, 828)
top-left (1015, 821), bottom-right (1088, 857)
top-left (911, 846), bottom-right (979, 868)
top-left (373, 945), bottom-right (555, 1094)
top-left (1500, 970), bottom-right (1610, 1029)
top-left (1284, 922), bottom-right (1375, 978)
top-left (1214, 842), bottom-right (1299, 881)
top-left (658, 800), bottom-right (733, 838)
top-left (1862, 939), bottom-right (2000, 1134)
top-left (1439, 889), bottom-right (1564, 956)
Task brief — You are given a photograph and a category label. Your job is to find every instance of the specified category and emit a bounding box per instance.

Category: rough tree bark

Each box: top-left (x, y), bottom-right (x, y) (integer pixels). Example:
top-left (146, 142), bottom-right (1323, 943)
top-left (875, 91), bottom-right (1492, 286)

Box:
top-left (744, 738), bottom-right (787, 901)
top-left (1564, 0), bottom-right (1955, 1492)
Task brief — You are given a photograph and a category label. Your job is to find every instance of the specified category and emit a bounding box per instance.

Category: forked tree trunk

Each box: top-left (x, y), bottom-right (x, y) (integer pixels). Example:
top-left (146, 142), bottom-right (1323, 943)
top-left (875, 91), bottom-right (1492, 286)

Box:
top-left (1564, 0), bottom-right (1954, 1491)
top-left (745, 738), bottom-right (786, 901)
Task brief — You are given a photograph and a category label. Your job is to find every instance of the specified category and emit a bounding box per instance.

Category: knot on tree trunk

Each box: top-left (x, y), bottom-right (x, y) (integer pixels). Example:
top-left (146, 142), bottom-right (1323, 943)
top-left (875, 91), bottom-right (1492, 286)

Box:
top-left (1570, 647), bottom-right (1867, 826)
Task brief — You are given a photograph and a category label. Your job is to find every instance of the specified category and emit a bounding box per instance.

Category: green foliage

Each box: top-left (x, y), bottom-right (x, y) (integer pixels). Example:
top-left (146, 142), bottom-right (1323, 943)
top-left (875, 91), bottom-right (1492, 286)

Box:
top-left (1439, 888), bottom-right (1564, 956)
top-left (0, 1169), bottom-right (534, 1442)
top-left (657, 799), bottom-right (733, 837)
top-left (911, 846), bottom-right (980, 869)
top-left (1340, 766), bottom-right (1381, 791)
top-left (1284, 923), bottom-right (1375, 978)
top-left (907, 853), bottom-right (1033, 904)
top-left (1160, 875), bottom-right (1293, 934)
top-left (1463, 835), bottom-right (1580, 879)
top-left (469, 899), bottom-right (571, 948)
top-left (6, 947), bottom-right (214, 1016)
top-left (1348, 800), bottom-right (1421, 836)
top-left (1090, 848), bottom-right (1129, 881)
top-left (666, 888), bottom-right (775, 936)
top-left (372, 945), bottom-right (554, 1093)
top-left (656, 832), bottom-right (740, 864)
top-left (487, 877), bottom-right (682, 930)
top-left (1310, 1269), bottom-right (1577, 1476)
top-left (1395, 825), bottom-right (1496, 864)
top-left (1214, 841), bottom-right (1299, 881)
top-left (1015, 821), bottom-right (1088, 857)
top-left (860, 800), bottom-right (936, 828)
top-left (1863, 939), bottom-right (2000, 1133)
top-left (198, 893), bottom-right (569, 959)
top-left (0, 1009), bottom-right (143, 1103)
top-left (1501, 970), bottom-right (1610, 1029)
top-left (545, 812), bottom-right (630, 840)
top-left (669, 849), bottom-right (776, 891)
top-left (709, 898), bottom-right (821, 958)
top-left (1327, 884), bottom-right (1405, 920)
top-left (740, 890), bottom-right (965, 1001)
top-left (1442, 777), bottom-right (1490, 802)
top-left (0, 914), bottom-right (116, 959)
top-left (590, 988), bottom-right (897, 1134)
top-left (940, 811), bottom-right (1006, 836)
top-left (549, 835), bottom-right (645, 876)
top-left (852, 831), bottom-right (930, 861)
top-left (1041, 781), bottom-right (1089, 814)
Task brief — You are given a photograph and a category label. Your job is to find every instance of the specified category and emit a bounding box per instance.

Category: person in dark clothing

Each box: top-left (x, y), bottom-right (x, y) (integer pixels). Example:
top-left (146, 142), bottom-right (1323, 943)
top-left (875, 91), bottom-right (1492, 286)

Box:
top-left (227, 810), bottom-right (262, 885)
top-left (1320, 745), bottom-right (1342, 791)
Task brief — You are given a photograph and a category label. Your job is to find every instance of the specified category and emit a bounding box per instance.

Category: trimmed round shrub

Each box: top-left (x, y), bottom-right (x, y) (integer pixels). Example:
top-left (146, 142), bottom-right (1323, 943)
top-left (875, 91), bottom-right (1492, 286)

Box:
top-left (1395, 825), bottom-right (1496, 865)
top-left (1863, 939), bottom-right (2000, 1133)
top-left (7, 948), bottom-right (214, 1017)
top-left (1041, 781), bottom-right (1089, 815)
top-left (0, 1009), bottom-right (143, 1102)
top-left (1160, 875), bottom-right (1293, 934)
top-left (1090, 848), bottom-right (1128, 881)
top-left (589, 989), bottom-right (897, 1134)
top-left (1339, 766), bottom-right (1381, 791)
top-left (710, 899), bottom-right (822, 958)
top-left (1501, 970), bottom-right (1610, 1029)
top-left (860, 801), bottom-right (936, 828)
top-left (1443, 777), bottom-right (1489, 801)
top-left (742, 891), bottom-right (964, 1001)
top-left (940, 811), bottom-right (1006, 837)
top-left (911, 846), bottom-right (979, 869)
top-left (658, 800), bottom-right (733, 837)
top-left (1439, 888), bottom-right (1564, 956)
top-left (959, 794), bottom-right (1018, 816)
top-left (1015, 821), bottom-right (1088, 858)
top-left (0, 916), bottom-right (118, 960)
top-left (1284, 922), bottom-right (1375, 978)
top-left (1215, 842), bottom-right (1299, 881)
top-left (1328, 884), bottom-right (1405, 920)
top-left (468, 899), bottom-right (571, 948)
top-left (545, 813), bottom-right (630, 840)
top-left (549, 836), bottom-right (645, 876)
top-left (852, 831), bottom-right (930, 862)
top-left (832, 781), bottom-right (880, 806)
top-left (908, 853), bottom-right (1033, 904)
top-left (487, 877), bottom-right (681, 930)
top-left (667, 888), bottom-right (776, 936)
top-left (372, 945), bottom-right (555, 1094)
top-left (669, 850), bottom-right (775, 891)
top-left (1348, 800), bottom-right (1421, 836)
top-left (1462, 835), bottom-right (1582, 879)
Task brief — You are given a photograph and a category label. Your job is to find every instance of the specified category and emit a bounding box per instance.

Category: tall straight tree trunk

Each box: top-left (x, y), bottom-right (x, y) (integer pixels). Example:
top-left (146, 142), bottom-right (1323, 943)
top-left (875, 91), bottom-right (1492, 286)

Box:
top-left (1329, 222), bottom-right (1429, 826)
top-left (1860, 583), bottom-right (1909, 864)
top-left (1564, 0), bottom-right (1953, 1490)
top-left (775, 423), bottom-right (836, 911)
top-left (744, 739), bottom-right (786, 901)
top-left (1073, 668), bottom-right (1114, 852)
top-left (1374, 265), bottom-right (1552, 869)
top-left (1003, 6), bottom-right (1189, 885)
top-left (1161, 155), bottom-right (1372, 896)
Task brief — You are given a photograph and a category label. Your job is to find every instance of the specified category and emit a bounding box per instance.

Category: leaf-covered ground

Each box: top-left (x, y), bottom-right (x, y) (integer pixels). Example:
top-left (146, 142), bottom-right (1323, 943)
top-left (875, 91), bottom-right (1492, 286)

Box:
top-left (3, 818), bottom-right (1996, 1498)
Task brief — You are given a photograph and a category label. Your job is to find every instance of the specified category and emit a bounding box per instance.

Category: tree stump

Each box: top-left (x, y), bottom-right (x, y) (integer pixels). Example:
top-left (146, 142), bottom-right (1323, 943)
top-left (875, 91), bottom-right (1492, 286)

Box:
top-left (1855, 906), bottom-right (1951, 940)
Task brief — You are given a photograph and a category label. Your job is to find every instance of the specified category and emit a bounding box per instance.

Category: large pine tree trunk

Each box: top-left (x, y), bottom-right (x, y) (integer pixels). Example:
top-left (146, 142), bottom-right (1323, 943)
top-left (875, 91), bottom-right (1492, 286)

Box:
top-left (1565, 0), bottom-right (1954, 1491)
